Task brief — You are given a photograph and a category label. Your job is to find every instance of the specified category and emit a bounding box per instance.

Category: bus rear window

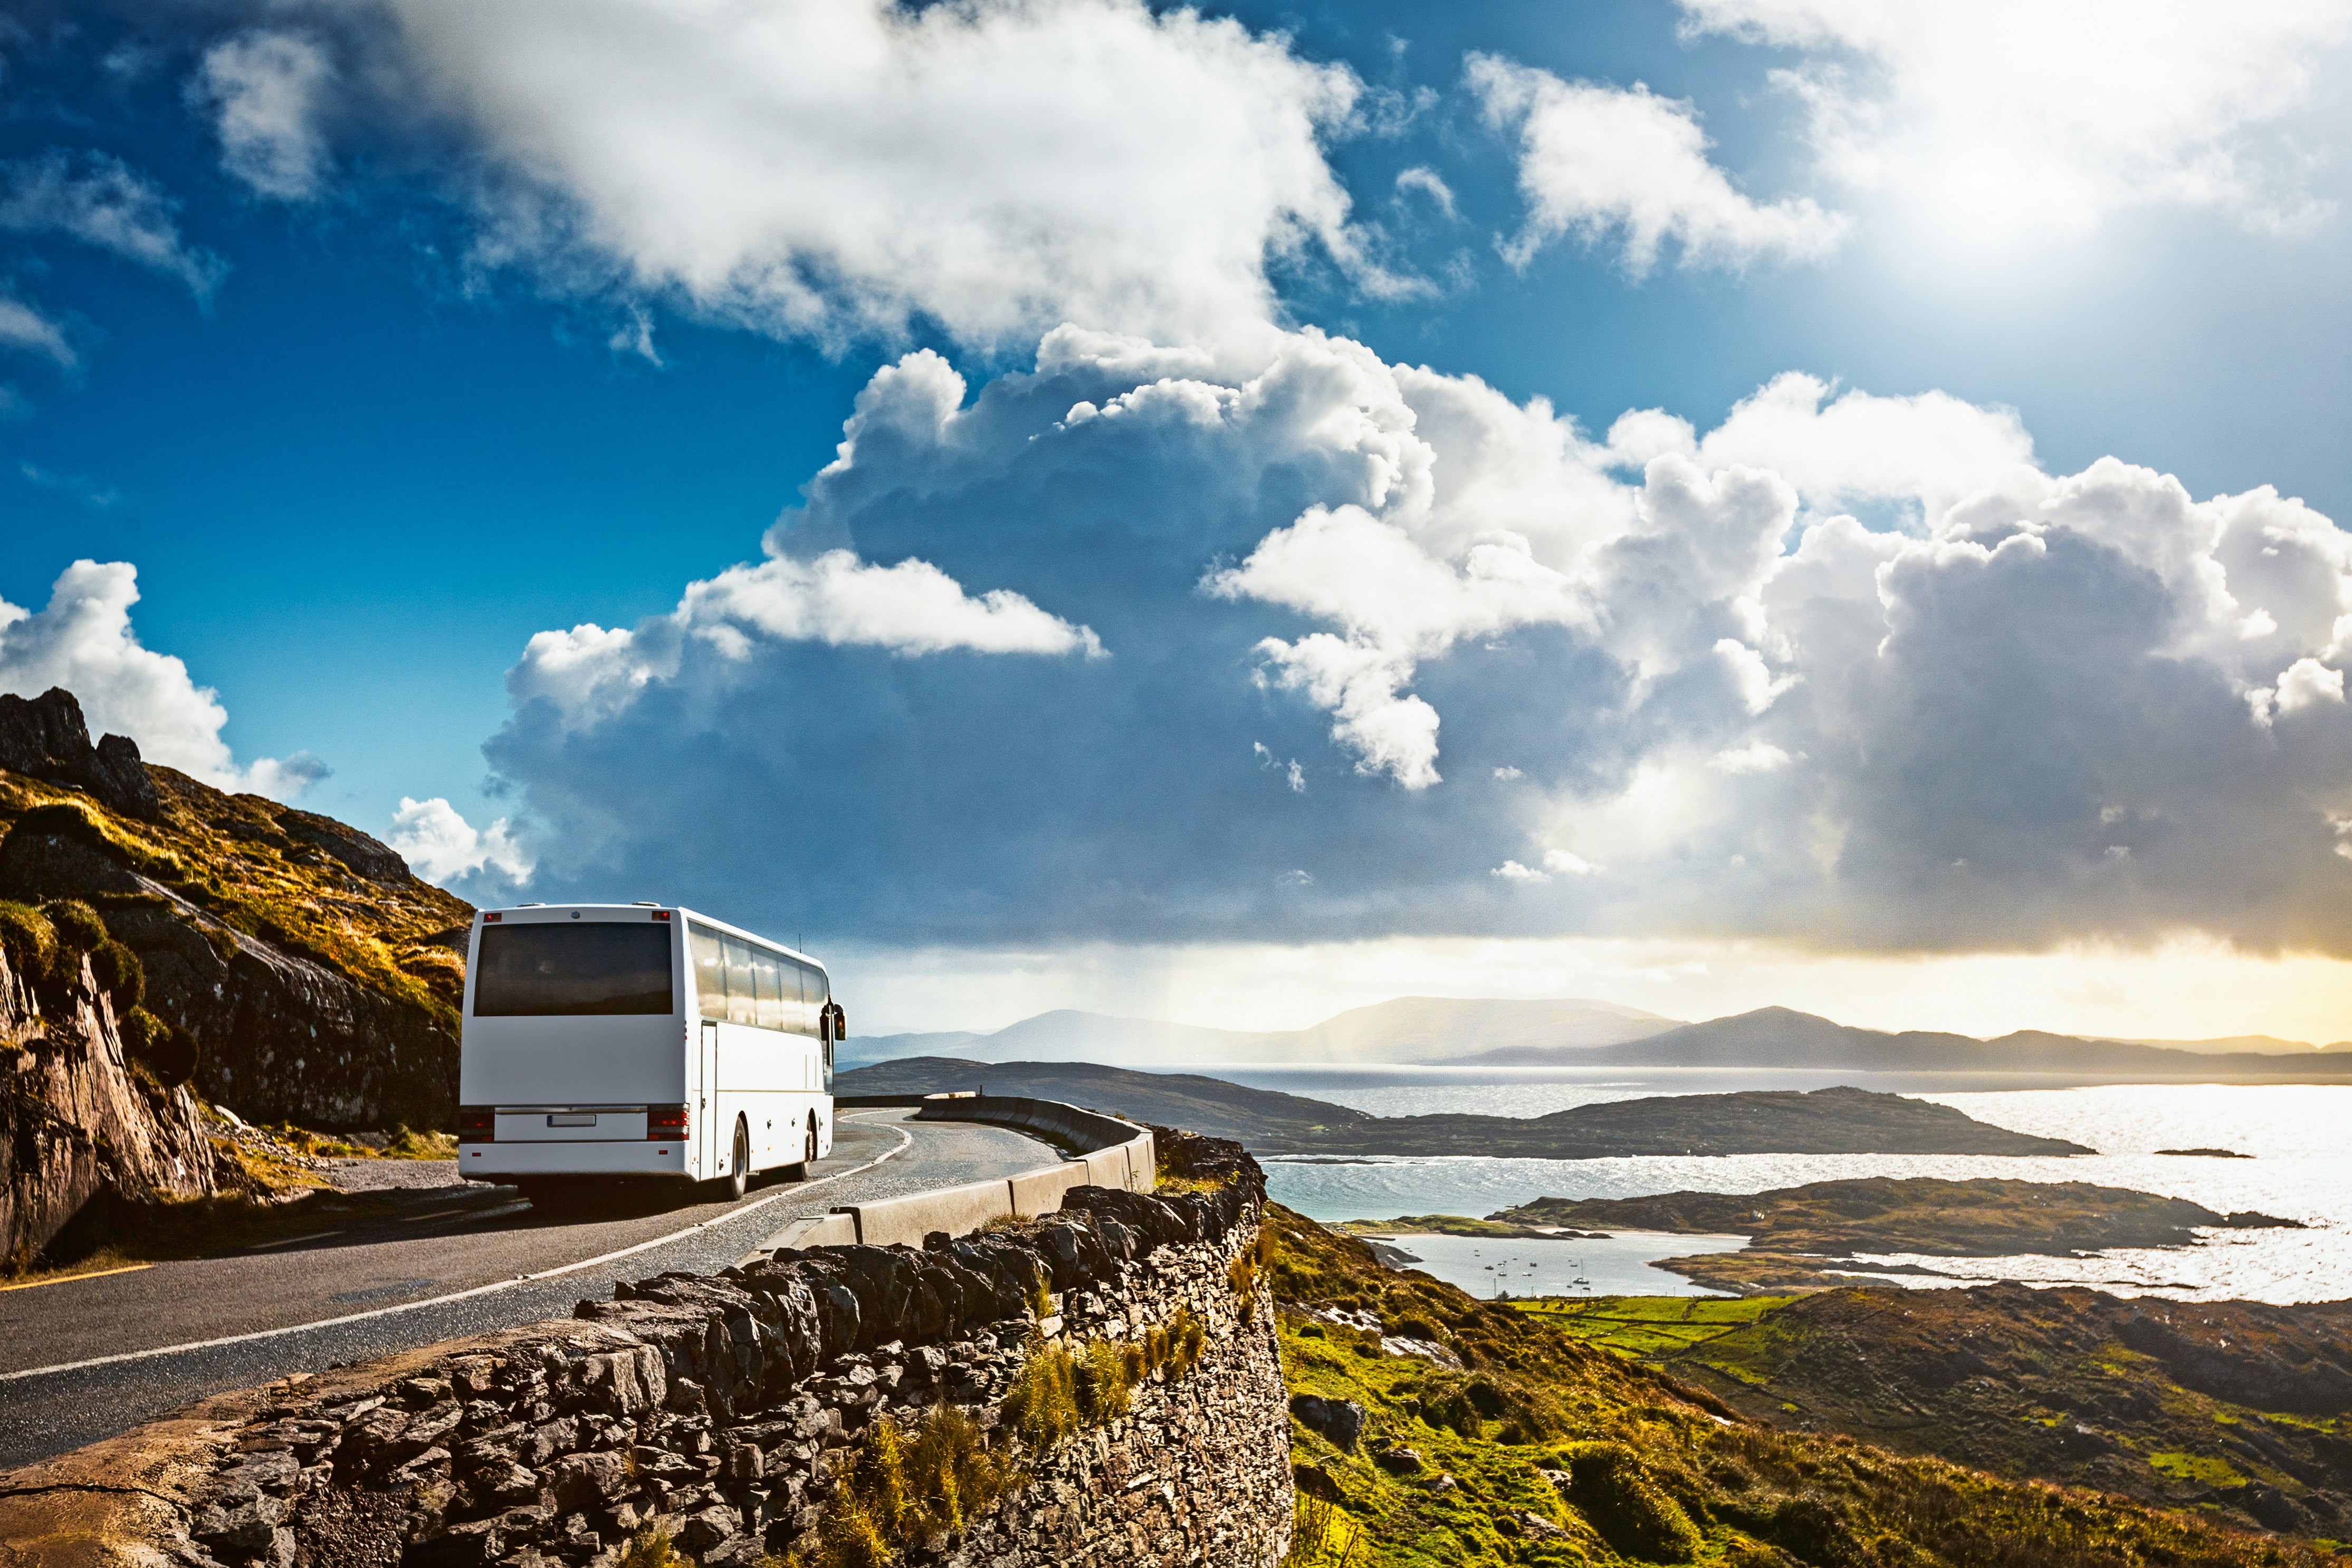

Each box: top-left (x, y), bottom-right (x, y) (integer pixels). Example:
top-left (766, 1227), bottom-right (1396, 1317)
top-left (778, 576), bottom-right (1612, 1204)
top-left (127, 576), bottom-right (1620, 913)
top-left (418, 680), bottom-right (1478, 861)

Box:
top-left (473, 923), bottom-right (675, 1017)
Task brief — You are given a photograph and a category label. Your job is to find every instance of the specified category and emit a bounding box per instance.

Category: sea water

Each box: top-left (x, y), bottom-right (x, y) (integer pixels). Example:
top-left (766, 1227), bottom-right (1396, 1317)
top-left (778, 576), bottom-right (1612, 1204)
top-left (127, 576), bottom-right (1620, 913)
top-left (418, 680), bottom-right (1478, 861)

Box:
top-left (1246, 1081), bottom-right (2352, 1305)
top-left (1351, 1230), bottom-right (1752, 1300)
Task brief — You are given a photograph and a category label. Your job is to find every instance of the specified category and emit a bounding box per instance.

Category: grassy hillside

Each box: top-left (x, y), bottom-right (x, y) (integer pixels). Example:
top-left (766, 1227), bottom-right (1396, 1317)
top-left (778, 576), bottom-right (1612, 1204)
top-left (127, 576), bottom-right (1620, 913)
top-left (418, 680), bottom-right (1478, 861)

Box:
top-left (1516, 1285), bottom-right (2352, 1539)
top-left (1267, 1206), bottom-right (2339, 1565)
top-left (0, 766), bottom-right (471, 1021)
top-left (0, 744), bottom-right (473, 1127)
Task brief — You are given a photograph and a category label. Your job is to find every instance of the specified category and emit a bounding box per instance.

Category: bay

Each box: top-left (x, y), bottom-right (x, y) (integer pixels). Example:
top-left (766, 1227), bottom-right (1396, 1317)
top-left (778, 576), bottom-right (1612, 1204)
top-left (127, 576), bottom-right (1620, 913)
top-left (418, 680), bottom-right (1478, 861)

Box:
top-left (1247, 1081), bottom-right (2352, 1304)
top-left (1350, 1230), bottom-right (1751, 1301)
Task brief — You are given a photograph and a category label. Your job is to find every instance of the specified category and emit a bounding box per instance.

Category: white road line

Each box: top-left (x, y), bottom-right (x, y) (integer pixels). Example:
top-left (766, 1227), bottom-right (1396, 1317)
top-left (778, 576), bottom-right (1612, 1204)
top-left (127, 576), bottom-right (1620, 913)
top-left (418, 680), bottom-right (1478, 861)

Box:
top-left (244, 1231), bottom-right (345, 1251)
top-left (0, 1117), bottom-right (915, 1384)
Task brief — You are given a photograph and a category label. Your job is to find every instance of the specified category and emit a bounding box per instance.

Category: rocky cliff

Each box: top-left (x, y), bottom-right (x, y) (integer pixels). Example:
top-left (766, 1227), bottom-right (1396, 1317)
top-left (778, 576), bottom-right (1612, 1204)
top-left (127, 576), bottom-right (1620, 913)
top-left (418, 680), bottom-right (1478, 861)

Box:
top-left (0, 688), bottom-right (472, 1130)
top-left (0, 922), bottom-right (234, 1267)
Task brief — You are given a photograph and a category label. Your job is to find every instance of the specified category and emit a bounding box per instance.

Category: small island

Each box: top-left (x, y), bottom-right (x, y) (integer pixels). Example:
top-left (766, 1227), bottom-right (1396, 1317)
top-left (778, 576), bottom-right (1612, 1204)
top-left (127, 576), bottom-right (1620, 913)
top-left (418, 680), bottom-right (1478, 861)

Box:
top-left (2153, 1146), bottom-right (2253, 1158)
top-left (1489, 1176), bottom-right (2303, 1293)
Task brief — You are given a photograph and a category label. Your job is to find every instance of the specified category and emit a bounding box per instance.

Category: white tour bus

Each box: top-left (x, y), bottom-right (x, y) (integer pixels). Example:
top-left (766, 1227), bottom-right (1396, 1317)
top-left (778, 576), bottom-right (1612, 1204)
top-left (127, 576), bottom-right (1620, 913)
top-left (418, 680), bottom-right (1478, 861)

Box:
top-left (455, 903), bottom-right (844, 1201)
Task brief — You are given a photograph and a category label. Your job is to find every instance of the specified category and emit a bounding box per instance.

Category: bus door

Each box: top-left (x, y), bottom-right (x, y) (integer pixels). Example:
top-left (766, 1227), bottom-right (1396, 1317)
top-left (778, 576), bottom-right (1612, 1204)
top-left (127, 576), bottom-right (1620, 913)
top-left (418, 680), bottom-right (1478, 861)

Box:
top-left (697, 1019), bottom-right (720, 1177)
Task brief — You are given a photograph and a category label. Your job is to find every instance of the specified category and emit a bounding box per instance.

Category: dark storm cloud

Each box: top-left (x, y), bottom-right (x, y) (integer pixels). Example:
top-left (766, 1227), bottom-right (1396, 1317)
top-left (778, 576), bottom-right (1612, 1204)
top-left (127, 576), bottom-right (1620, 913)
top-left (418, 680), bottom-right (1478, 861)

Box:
top-left (467, 334), bottom-right (2352, 957)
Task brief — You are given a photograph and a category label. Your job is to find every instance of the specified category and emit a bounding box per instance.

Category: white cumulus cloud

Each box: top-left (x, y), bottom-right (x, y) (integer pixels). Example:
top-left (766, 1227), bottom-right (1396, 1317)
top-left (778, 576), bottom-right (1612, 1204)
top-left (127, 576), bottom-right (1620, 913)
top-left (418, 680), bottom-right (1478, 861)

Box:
top-left (387, 796), bottom-right (534, 886)
top-left (512, 547), bottom-right (1102, 732)
top-left (1207, 503), bottom-right (1593, 786)
top-left (474, 321), bottom-right (2352, 955)
top-left (195, 32), bottom-right (336, 201)
top-left (1679, 0), bottom-right (2352, 239)
top-left (2274, 656), bottom-right (2346, 713)
top-left (368, 0), bottom-right (1390, 350)
top-left (1467, 53), bottom-right (1848, 275)
top-left (0, 560), bottom-right (326, 799)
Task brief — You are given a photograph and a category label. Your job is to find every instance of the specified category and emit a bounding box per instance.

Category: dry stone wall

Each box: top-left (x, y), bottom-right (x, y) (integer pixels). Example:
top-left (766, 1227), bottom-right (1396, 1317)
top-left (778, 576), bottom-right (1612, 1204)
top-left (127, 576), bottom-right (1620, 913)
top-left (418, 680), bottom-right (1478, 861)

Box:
top-left (0, 1130), bottom-right (1293, 1568)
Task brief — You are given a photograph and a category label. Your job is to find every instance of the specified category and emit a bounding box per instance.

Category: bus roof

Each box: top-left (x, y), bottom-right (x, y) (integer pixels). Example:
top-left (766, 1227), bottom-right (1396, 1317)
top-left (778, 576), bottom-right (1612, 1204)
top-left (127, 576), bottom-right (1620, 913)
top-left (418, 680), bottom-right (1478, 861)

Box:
top-left (476, 903), bottom-right (826, 973)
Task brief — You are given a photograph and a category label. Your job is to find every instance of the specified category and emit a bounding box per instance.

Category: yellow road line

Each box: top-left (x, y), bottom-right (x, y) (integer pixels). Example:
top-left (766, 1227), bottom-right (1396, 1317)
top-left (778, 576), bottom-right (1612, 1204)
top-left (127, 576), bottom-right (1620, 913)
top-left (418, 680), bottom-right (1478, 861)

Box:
top-left (0, 1262), bottom-right (154, 1292)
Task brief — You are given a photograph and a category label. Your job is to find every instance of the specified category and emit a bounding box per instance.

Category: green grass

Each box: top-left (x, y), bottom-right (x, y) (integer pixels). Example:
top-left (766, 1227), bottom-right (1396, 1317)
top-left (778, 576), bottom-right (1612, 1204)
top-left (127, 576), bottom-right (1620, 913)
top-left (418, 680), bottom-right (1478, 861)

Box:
top-left (1514, 1295), bottom-right (1793, 1362)
top-left (801, 1306), bottom-right (1209, 1567)
top-left (2149, 1452), bottom-right (2250, 1488)
top-left (1268, 1204), bottom-right (2337, 1568)
top-left (0, 771), bottom-right (472, 1041)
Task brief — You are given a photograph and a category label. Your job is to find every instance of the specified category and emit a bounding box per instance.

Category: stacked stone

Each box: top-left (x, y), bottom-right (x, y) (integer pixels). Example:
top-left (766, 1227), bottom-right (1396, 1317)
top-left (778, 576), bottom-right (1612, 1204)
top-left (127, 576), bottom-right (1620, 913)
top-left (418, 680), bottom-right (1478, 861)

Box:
top-left (157, 1129), bottom-right (1289, 1568)
top-left (940, 1215), bottom-right (1293, 1567)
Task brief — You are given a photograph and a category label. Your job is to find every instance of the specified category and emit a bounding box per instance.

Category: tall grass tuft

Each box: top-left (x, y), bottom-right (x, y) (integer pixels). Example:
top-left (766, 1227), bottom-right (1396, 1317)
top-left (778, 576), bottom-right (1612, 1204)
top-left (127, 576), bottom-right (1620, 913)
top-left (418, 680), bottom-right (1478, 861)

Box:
top-left (0, 901), bottom-right (56, 980)
top-left (41, 897), bottom-right (108, 954)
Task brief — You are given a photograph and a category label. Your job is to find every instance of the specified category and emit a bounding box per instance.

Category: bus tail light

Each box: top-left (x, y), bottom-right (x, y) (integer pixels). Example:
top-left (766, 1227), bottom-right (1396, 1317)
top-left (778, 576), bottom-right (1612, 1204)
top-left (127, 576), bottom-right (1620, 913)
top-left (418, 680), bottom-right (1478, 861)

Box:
top-left (457, 1105), bottom-right (495, 1142)
top-left (647, 1104), bottom-right (690, 1141)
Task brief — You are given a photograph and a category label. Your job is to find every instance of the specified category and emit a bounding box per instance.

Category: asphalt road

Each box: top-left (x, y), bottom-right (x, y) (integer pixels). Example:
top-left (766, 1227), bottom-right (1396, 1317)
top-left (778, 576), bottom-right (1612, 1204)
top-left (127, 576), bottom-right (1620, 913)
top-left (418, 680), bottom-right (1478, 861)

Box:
top-left (0, 1108), bottom-right (1050, 1470)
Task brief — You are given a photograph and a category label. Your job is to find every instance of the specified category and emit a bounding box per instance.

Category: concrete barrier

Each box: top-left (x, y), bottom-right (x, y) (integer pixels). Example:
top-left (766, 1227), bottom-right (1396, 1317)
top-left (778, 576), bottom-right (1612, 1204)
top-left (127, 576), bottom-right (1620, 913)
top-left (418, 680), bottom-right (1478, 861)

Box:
top-left (843, 1176), bottom-right (1015, 1249)
top-left (753, 1094), bottom-right (1158, 1260)
top-left (1008, 1161), bottom-right (1090, 1217)
top-left (764, 1211), bottom-right (857, 1250)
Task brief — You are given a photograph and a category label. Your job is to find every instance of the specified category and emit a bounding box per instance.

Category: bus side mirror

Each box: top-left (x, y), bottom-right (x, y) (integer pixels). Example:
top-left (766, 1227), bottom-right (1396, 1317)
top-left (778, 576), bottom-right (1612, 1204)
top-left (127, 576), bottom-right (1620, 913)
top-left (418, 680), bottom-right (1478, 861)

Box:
top-left (833, 1002), bottom-right (848, 1040)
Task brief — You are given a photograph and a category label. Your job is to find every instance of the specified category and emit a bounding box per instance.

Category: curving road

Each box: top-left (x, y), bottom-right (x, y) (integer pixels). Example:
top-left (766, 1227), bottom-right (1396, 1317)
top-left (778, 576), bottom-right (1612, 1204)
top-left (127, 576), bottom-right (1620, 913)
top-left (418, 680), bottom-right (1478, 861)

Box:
top-left (0, 1108), bottom-right (1050, 1470)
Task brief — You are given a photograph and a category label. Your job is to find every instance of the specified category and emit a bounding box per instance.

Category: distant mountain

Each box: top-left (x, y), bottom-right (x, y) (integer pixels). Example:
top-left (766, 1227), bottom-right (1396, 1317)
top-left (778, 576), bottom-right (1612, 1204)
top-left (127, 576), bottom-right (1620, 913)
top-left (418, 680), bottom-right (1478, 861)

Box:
top-left (835, 1058), bottom-right (2087, 1158)
top-left (1294, 995), bottom-right (1672, 1056)
top-left (2110, 1034), bottom-right (2350, 1055)
top-left (842, 995), bottom-right (1677, 1068)
top-left (834, 1056), bottom-right (1373, 1145)
top-left (1448, 1006), bottom-right (2352, 1082)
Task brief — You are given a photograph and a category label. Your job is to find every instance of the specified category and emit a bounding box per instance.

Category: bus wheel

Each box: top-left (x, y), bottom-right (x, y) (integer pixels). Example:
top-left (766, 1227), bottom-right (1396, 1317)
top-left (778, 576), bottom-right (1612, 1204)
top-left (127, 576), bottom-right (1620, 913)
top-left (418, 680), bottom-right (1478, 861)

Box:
top-left (805, 1116), bottom-right (818, 1167)
top-left (720, 1116), bottom-right (750, 1202)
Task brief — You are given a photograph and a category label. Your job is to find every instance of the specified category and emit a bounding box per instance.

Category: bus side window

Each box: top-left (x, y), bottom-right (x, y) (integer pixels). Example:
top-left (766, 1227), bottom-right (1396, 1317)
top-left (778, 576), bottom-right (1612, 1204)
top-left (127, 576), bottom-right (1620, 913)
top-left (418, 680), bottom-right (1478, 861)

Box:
top-left (798, 961), bottom-right (826, 1037)
top-left (690, 923), bottom-right (728, 1022)
top-left (724, 937), bottom-right (759, 1028)
top-left (753, 949), bottom-right (786, 1032)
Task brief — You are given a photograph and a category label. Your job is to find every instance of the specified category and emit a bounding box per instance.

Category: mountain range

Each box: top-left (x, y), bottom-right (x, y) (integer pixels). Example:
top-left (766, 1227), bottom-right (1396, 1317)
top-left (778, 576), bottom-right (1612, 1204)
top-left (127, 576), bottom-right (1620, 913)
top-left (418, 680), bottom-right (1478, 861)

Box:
top-left (1453, 1005), bottom-right (2352, 1081)
top-left (848, 999), bottom-right (2352, 1085)
top-left (844, 995), bottom-right (1674, 1067)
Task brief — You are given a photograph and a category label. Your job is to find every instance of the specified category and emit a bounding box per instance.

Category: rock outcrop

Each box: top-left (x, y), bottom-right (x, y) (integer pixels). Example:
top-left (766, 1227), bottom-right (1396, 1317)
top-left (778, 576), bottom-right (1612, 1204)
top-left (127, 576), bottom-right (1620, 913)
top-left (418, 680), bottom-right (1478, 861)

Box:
top-left (0, 688), bottom-right (162, 822)
top-left (0, 689), bottom-right (472, 1131)
top-left (0, 930), bottom-right (232, 1266)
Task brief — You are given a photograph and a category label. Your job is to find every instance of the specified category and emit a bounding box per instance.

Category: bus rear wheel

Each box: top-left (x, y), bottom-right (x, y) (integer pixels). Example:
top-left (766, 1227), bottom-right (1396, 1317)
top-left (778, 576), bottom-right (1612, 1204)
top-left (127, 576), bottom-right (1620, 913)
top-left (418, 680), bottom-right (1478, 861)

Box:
top-left (717, 1116), bottom-right (750, 1202)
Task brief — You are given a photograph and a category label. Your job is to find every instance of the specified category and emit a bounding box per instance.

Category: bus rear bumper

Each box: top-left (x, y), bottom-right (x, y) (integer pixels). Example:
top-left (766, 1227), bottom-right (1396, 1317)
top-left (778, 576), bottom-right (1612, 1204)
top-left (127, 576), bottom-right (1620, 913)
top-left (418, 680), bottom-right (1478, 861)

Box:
top-left (457, 1140), bottom-right (694, 1181)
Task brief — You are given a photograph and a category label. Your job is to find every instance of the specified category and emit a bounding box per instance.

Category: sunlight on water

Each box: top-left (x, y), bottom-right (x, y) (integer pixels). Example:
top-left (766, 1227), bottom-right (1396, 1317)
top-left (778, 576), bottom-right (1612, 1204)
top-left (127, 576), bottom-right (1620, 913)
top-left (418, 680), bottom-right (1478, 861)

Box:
top-left (1260, 1084), bottom-right (2352, 1304)
top-left (1348, 1230), bottom-right (1749, 1301)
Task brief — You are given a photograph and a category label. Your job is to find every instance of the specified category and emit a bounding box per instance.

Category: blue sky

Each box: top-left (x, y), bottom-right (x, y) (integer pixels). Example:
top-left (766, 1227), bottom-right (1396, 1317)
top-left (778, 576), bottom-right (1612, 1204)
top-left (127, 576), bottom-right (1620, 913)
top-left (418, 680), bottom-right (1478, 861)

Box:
top-left (7, 1), bottom-right (2352, 1038)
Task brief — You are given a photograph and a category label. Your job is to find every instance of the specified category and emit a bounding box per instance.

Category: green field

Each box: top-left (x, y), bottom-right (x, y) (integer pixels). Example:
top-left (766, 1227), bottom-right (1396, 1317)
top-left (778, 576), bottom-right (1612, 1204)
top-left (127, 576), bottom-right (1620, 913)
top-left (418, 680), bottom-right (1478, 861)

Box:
top-left (1509, 1294), bottom-right (1792, 1361)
